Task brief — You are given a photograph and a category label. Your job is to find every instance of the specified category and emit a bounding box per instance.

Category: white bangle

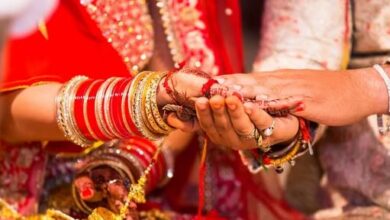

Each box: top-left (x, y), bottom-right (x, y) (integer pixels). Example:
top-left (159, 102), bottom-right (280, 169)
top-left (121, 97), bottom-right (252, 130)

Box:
top-left (373, 64), bottom-right (390, 112)
top-left (374, 63), bottom-right (390, 135)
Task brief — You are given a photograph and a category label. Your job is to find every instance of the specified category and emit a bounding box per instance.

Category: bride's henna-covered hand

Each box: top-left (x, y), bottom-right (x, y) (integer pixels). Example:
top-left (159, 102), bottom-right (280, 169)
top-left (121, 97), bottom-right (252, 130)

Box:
top-left (158, 68), bottom-right (226, 130)
top-left (215, 68), bottom-right (387, 126)
top-left (195, 95), bottom-right (299, 150)
top-left (157, 68), bottom-right (219, 107)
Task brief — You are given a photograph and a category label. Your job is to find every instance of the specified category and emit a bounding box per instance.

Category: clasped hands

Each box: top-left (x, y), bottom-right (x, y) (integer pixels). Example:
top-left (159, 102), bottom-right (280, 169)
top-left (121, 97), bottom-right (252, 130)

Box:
top-left (162, 69), bottom-right (303, 150)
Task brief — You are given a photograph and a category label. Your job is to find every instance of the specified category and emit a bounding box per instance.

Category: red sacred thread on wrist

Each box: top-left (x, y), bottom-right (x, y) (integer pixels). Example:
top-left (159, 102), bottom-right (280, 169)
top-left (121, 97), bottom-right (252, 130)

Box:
top-left (163, 70), bottom-right (174, 95)
top-left (163, 70), bottom-right (177, 103)
top-left (298, 118), bottom-right (311, 142)
top-left (201, 79), bottom-right (218, 97)
top-left (262, 154), bottom-right (272, 165)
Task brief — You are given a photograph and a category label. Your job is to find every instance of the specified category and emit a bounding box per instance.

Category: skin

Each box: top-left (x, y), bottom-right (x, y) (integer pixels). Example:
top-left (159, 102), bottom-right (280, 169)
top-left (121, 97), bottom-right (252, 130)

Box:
top-left (194, 95), bottom-right (298, 150)
top-left (215, 67), bottom-right (389, 126)
top-left (0, 70), bottom-right (208, 143)
top-left (168, 94), bottom-right (299, 151)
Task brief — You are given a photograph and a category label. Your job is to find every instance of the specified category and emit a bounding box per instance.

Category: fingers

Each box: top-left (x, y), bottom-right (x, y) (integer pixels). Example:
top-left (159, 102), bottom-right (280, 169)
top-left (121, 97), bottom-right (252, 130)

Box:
top-left (244, 102), bottom-right (299, 144)
top-left (244, 102), bottom-right (273, 129)
top-left (225, 96), bottom-right (256, 137)
top-left (195, 97), bottom-right (222, 144)
top-left (209, 95), bottom-right (242, 147)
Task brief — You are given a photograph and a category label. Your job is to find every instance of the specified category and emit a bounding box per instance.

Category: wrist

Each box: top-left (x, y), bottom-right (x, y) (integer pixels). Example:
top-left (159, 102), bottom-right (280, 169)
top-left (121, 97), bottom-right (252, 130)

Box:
top-left (348, 68), bottom-right (388, 115)
top-left (157, 77), bottom-right (174, 106)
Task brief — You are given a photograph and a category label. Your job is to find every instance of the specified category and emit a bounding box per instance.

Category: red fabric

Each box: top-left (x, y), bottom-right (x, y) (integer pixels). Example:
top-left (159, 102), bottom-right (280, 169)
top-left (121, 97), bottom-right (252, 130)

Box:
top-left (1, 0), bottom-right (129, 92)
top-left (1, 1), bottom-right (303, 219)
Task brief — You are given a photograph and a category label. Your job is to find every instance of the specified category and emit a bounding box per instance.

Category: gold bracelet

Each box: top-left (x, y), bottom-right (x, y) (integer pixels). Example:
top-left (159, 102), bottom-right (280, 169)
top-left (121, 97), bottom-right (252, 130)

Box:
top-left (56, 76), bottom-right (93, 147)
top-left (143, 72), bottom-right (169, 134)
top-left (95, 77), bottom-right (116, 139)
top-left (67, 76), bottom-right (93, 146)
top-left (268, 133), bottom-right (302, 167)
top-left (140, 72), bottom-right (160, 132)
top-left (131, 72), bottom-right (162, 140)
top-left (149, 72), bottom-right (174, 133)
top-left (103, 77), bottom-right (124, 138)
top-left (129, 72), bottom-right (149, 137)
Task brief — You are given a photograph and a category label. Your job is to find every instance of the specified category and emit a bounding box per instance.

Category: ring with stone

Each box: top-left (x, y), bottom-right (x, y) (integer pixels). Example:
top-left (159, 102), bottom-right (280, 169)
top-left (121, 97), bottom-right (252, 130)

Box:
top-left (262, 119), bottom-right (275, 137)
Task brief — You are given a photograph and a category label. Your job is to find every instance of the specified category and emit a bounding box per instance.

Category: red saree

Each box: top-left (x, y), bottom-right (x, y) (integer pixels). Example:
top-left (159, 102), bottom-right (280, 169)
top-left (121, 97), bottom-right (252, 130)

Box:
top-left (0, 0), bottom-right (303, 219)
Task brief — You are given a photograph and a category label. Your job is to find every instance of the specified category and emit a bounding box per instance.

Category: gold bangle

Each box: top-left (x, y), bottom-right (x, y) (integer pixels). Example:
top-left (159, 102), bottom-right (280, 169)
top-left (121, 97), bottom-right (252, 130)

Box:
top-left (140, 72), bottom-right (160, 132)
top-left (131, 72), bottom-right (162, 140)
top-left (149, 73), bottom-right (174, 133)
top-left (143, 72), bottom-right (169, 134)
top-left (83, 80), bottom-right (102, 141)
top-left (128, 72), bottom-right (150, 136)
top-left (57, 76), bottom-right (93, 147)
top-left (95, 78), bottom-right (116, 139)
top-left (67, 77), bottom-right (93, 146)
top-left (129, 72), bottom-right (149, 135)
top-left (103, 77), bottom-right (124, 138)
top-left (268, 133), bottom-right (302, 167)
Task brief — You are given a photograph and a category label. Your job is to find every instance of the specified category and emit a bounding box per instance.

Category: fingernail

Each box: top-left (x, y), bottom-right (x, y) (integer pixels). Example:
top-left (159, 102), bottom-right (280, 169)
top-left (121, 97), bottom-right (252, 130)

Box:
top-left (213, 104), bottom-right (222, 109)
top-left (227, 103), bottom-right (237, 110)
top-left (197, 99), bottom-right (208, 110)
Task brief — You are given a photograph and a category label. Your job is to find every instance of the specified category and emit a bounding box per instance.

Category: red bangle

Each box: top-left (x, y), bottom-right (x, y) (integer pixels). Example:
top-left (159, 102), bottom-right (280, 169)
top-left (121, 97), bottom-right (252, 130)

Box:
top-left (129, 147), bottom-right (158, 189)
top-left (110, 78), bottom-right (131, 138)
top-left (126, 137), bottom-right (162, 189)
top-left (86, 80), bottom-right (108, 140)
top-left (73, 79), bottom-right (94, 140)
top-left (298, 118), bottom-right (311, 142)
top-left (101, 78), bottom-right (119, 138)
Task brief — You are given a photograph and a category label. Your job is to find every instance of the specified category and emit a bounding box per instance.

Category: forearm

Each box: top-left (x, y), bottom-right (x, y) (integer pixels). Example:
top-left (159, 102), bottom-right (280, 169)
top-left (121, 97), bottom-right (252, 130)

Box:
top-left (0, 69), bottom-right (208, 144)
top-left (0, 81), bottom-right (170, 144)
top-left (0, 83), bottom-right (64, 143)
top-left (0, 82), bottom-right (170, 143)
